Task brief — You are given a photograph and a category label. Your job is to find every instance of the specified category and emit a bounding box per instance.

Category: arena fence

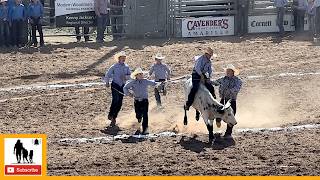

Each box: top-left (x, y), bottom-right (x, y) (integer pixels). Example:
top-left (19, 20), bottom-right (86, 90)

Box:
top-left (37, 0), bottom-right (305, 39)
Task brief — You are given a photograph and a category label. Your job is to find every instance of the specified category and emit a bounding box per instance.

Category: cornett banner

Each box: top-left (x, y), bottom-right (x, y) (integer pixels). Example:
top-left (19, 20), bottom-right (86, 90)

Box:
top-left (181, 16), bottom-right (235, 38)
top-left (248, 15), bottom-right (309, 33)
top-left (55, 0), bottom-right (96, 27)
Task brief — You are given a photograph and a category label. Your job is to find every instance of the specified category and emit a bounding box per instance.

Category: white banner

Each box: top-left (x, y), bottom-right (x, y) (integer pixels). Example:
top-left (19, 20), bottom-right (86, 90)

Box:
top-left (55, 0), bottom-right (96, 27)
top-left (182, 16), bottom-right (235, 37)
top-left (248, 15), bottom-right (309, 33)
top-left (55, 0), bottom-right (94, 17)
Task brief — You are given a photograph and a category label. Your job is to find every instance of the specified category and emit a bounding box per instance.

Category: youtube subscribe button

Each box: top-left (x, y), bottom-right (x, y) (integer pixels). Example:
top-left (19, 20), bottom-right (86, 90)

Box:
top-left (5, 165), bottom-right (42, 176)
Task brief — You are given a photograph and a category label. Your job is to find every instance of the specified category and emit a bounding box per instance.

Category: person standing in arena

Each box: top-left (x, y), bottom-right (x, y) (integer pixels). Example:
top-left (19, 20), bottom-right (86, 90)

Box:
top-left (28, 0), bottom-right (44, 47)
top-left (9, 0), bottom-right (26, 47)
top-left (123, 67), bottom-right (160, 135)
top-left (110, 0), bottom-right (124, 40)
top-left (94, 0), bottom-right (109, 43)
top-left (274, 0), bottom-right (288, 37)
top-left (214, 64), bottom-right (242, 138)
top-left (184, 47), bottom-right (217, 111)
top-left (104, 51), bottom-right (131, 126)
top-left (148, 53), bottom-right (171, 107)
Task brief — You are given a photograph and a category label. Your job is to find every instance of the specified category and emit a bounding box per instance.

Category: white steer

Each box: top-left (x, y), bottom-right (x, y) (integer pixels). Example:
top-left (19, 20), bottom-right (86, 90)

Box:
top-left (183, 78), bottom-right (237, 142)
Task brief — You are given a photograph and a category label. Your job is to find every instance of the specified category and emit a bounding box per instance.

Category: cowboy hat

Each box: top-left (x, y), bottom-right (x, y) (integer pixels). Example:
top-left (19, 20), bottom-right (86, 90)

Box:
top-left (154, 53), bottom-right (165, 60)
top-left (224, 64), bottom-right (240, 76)
top-left (204, 47), bottom-right (218, 58)
top-left (114, 51), bottom-right (127, 61)
top-left (130, 67), bottom-right (144, 79)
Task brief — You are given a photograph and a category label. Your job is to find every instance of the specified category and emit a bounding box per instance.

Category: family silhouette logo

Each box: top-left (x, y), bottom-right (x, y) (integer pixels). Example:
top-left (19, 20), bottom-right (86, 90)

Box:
top-left (2, 135), bottom-right (46, 176)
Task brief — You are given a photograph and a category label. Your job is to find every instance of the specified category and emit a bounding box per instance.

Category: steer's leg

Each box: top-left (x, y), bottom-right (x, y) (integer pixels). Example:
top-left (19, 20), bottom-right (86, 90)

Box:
top-left (195, 110), bottom-right (200, 121)
top-left (183, 107), bottom-right (188, 125)
top-left (203, 113), bottom-right (214, 143)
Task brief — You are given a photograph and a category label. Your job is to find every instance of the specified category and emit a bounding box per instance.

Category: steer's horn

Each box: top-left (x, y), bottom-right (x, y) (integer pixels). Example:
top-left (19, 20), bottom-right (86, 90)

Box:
top-left (223, 100), bottom-right (231, 110)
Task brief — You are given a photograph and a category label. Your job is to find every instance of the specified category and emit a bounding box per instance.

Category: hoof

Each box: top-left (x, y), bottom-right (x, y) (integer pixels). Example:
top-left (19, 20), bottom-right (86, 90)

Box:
top-left (137, 118), bottom-right (142, 123)
top-left (208, 137), bottom-right (214, 144)
top-left (209, 134), bottom-right (214, 143)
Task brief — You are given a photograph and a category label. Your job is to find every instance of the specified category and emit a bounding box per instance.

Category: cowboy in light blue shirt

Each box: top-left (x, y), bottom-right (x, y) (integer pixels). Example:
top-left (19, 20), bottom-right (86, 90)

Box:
top-left (123, 67), bottom-right (160, 135)
top-left (124, 78), bottom-right (157, 100)
top-left (214, 64), bottom-right (242, 138)
top-left (194, 55), bottom-right (213, 78)
top-left (104, 62), bottom-right (131, 86)
top-left (148, 53), bottom-right (171, 106)
top-left (103, 51), bottom-right (131, 123)
top-left (185, 48), bottom-right (217, 111)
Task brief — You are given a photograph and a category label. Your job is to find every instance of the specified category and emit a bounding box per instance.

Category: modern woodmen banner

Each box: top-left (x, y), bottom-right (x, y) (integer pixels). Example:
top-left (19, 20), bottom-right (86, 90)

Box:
top-left (181, 16), bottom-right (235, 37)
top-left (248, 15), bottom-right (309, 33)
top-left (55, 0), bottom-right (96, 27)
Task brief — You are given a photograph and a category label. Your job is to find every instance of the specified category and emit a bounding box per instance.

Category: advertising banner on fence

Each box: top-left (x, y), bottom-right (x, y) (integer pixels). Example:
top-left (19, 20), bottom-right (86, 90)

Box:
top-left (248, 15), bottom-right (309, 33)
top-left (181, 16), bottom-right (235, 37)
top-left (55, 0), bottom-right (96, 27)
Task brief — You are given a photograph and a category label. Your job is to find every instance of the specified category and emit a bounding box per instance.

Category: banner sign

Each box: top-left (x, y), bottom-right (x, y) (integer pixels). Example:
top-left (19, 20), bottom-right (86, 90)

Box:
top-left (181, 16), bottom-right (235, 37)
top-left (248, 15), bottom-right (309, 33)
top-left (55, 0), bottom-right (96, 27)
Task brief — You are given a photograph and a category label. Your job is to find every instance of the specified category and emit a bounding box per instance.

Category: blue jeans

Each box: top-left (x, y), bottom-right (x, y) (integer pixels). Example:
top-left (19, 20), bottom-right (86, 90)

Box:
top-left (276, 7), bottom-right (285, 35)
top-left (108, 82), bottom-right (124, 119)
top-left (134, 99), bottom-right (149, 132)
top-left (110, 9), bottom-right (123, 37)
top-left (0, 20), bottom-right (10, 46)
top-left (12, 20), bottom-right (24, 46)
top-left (96, 14), bottom-right (109, 41)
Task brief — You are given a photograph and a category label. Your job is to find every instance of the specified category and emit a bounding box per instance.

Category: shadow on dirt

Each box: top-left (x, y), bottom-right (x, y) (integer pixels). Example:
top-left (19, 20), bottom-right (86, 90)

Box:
top-left (100, 124), bottom-right (122, 136)
top-left (179, 134), bottom-right (235, 153)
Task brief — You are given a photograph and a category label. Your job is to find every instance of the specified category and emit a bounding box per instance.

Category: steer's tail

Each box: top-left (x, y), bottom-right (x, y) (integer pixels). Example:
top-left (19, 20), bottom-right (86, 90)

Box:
top-left (183, 106), bottom-right (188, 125)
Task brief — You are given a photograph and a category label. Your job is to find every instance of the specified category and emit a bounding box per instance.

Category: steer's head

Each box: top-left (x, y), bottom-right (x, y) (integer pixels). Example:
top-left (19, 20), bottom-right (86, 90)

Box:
top-left (217, 100), bottom-right (237, 126)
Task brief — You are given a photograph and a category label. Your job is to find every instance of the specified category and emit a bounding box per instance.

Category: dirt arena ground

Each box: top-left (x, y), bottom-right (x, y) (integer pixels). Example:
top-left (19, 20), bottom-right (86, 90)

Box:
top-left (0, 34), bottom-right (320, 175)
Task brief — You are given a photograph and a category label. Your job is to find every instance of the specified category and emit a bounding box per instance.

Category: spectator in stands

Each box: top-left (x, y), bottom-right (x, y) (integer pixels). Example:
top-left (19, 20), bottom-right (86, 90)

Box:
top-left (274, 0), bottom-right (288, 37)
top-left (110, 0), bottom-right (124, 40)
top-left (75, 26), bottom-right (90, 42)
top-left (0, 0), bottom-right (10, 47)
top-left (28, 0), bottom-right (44, 47)
top-left (94, 0), bottom-right (109, 43)
top-left (9, 0), bottom-right (26, 47)
top-left (293, 0), bottom-right (308, 33)
top-left (307, 0), bottom-right (316, 37)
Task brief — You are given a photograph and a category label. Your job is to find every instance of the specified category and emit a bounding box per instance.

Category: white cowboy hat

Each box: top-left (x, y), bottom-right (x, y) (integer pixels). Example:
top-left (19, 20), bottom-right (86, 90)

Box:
top-left (224, 64), bottom-right (240, 76)
top-left (114, 51), bottom-right (127, 61)
top-left (130, 67), bottom-right (144, 79)
top-left (204, 47), bottom-right (218, 58)
top-left (154, 53), bottom-right (165, 60)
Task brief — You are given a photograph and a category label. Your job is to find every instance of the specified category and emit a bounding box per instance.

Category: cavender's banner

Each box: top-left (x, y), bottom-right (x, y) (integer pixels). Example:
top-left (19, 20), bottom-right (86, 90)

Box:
top-left (182, 16), bottom-right (235, 37)
top-left (55, 0), bottom-right (96, 27)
